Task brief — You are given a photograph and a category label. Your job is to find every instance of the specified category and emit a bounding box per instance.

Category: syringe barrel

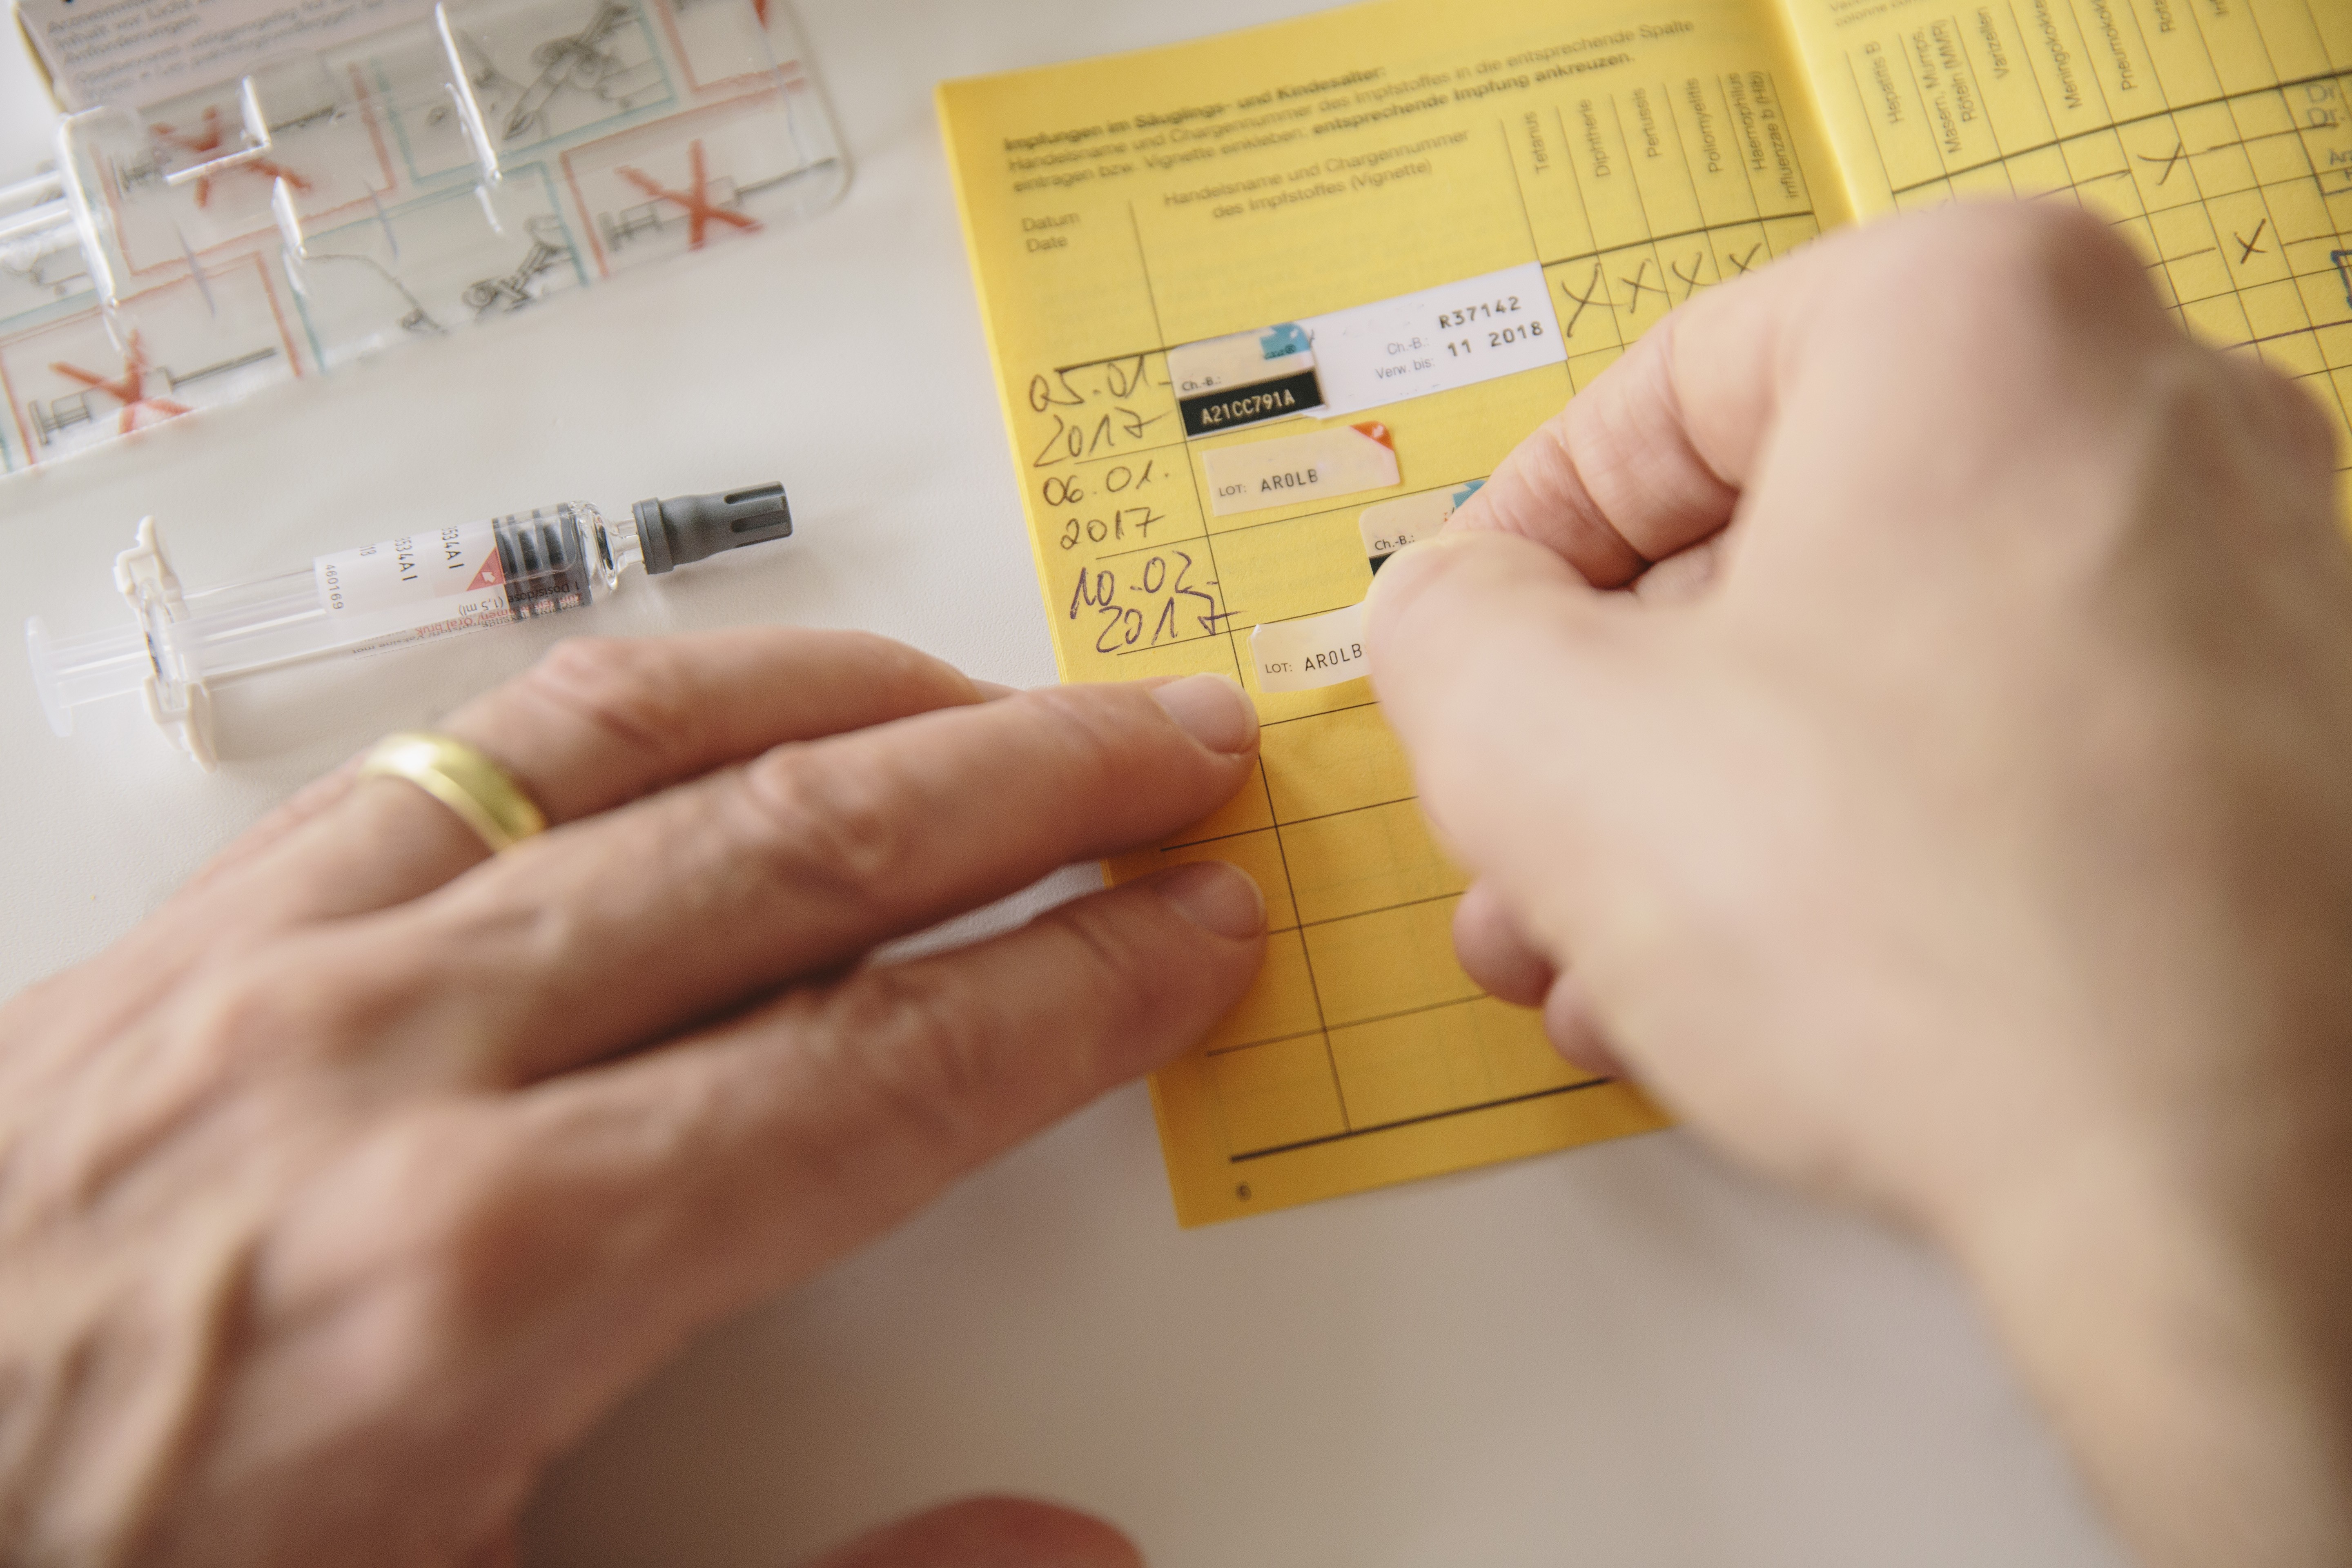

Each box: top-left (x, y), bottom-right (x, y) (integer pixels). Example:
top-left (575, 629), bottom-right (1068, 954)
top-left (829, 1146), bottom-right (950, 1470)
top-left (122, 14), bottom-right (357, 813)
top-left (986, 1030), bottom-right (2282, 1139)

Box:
top-left (490, 506), bottom-right (601, 615)
top-left (309, 503), bottom-right (608, 659)
top-left (26, 617), bottom-right (150, 735)
top-left (29, 484), bottom-right (780, 751)
top-left (26, 505), bottom-right (617, 735)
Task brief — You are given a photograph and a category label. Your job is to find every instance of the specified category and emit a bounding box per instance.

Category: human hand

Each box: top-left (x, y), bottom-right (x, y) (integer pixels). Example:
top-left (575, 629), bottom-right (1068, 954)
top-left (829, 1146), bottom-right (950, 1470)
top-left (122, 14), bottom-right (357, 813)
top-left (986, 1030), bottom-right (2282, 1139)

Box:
top-left (1368, 204), bottom-right (2352, 1566)
top-left (0, 631), bottom-right (1266, 1567)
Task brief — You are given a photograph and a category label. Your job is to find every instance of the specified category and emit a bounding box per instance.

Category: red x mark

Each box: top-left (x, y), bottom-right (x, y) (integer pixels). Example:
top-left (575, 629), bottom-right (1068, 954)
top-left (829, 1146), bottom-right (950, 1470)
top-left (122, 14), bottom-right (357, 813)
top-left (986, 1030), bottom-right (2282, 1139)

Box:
top-left (149, 107), bottom-right (315, 209)
top-left (615, 140), bottom-right (762, 250)
top-left (49, 331), bottom-right (192, 436)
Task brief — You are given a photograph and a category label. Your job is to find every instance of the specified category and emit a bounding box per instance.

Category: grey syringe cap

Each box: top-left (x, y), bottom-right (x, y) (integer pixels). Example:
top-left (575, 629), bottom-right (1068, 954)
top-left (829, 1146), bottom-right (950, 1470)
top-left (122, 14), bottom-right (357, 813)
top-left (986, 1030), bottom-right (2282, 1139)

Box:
top-left (634, 483), bottom-right (793, 575)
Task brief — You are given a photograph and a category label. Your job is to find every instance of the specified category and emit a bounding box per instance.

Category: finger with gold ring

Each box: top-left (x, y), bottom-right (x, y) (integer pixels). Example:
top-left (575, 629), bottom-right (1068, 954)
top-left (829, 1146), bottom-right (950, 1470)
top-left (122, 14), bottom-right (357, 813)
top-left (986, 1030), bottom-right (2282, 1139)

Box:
top-left (359, 731), bottom-right (549, 854)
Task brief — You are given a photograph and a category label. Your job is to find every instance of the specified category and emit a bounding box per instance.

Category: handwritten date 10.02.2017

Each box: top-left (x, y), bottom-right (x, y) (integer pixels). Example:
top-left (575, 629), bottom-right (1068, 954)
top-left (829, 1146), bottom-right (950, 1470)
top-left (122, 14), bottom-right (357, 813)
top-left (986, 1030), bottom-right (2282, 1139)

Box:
top-left (1067, 548), bottom-right (1230, 656)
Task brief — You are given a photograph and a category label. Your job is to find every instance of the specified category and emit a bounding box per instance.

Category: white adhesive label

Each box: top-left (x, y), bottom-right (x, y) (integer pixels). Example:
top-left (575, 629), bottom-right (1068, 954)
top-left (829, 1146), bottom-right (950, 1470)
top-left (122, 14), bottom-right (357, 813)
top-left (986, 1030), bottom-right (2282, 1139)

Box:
top-left (1303, 262), bottom-right (1564, 416)
top-left (1251, 601), bottom-right (1369, 693)
top-left (314, 523), bottom-right (513, 644)
top-left (1202, 421), bottom-right (1399, 517)
top-left (1361, 479), bottom-right (1484, 564)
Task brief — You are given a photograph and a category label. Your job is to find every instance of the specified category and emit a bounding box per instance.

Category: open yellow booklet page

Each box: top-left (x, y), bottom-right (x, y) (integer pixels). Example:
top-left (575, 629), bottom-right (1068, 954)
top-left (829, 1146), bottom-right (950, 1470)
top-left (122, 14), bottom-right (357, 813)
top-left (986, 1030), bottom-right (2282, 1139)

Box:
top-left (1786, 0), bottom-right (2352, 515)
top-left (937, 0), bottom-right (2350, 1226)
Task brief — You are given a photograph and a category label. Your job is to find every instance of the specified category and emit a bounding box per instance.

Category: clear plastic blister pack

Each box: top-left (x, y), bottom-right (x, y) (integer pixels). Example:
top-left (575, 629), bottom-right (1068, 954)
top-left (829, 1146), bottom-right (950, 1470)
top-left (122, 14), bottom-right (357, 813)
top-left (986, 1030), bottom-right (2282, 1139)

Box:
top-left (0, 0), bottom-right (842, 474)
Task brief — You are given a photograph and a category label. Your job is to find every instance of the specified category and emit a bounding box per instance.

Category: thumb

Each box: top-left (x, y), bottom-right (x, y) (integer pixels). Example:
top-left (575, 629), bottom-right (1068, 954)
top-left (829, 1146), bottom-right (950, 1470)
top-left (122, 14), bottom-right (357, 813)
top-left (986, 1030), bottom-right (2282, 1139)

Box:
top-left (795, 1497), bottom-right (1141, 1568)
top-left (1368, 529), bottom-right (1639, 884)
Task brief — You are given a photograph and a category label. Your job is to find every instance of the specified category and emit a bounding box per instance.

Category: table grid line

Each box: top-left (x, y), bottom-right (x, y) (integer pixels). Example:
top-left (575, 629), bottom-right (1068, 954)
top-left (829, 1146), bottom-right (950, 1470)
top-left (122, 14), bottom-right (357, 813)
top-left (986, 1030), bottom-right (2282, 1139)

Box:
top-left (1122, 197), bottom-right (1357, 1136)
top-left (1885, 67), bottom-right (2345, 198)
top-left (1846, 6), bottom-right (2352, 461)
top-left (1176, 75), bottom-right (1819, 1163)
top-left (1053, 76), bottom-right (1829, 1171)
top-left (1231, 1076), bottom-right (1617, 1163)
top-left (1205, 985), bottom-right (1488, 1061)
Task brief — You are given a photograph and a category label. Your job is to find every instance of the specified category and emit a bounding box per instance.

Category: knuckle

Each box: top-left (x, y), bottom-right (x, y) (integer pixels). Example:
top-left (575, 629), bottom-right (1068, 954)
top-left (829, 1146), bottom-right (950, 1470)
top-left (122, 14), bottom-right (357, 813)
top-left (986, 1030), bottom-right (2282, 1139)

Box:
top-left (2240, 359), bottom-right (2339, 472)
top-left (2128, 347), bottom-right (2254, 489)
top-left (824, 966), bottom-right (1003, 1156)
top-left (419, 1194), bottom-right (528, 1334)
top-left (1063, 680), bottom-right (1209, 777)
top-left (347, 1110), bottom-right (539, 1348)
top-left (1968, 198), bottom-right (2131, 272)
top-left (742, 627), bottom-right (979, 714)
top-left (519, 635), bottom-right (705, 764)
top-left (4, 956), bottom-right (374, 1225)
top-left (1046, 901), bottom-right (1165, 1027)
top-left (1012, 686), bottom-right (1138, 778)
top-left (1033, 686), bottom-right (1210, 807)
top-left (1967, 206), bottom-right (2151, 338)
top-left (737, 744), bottom-right (924, 902)
top-left (176, 953), bottom-right (364, 1072)
top-left (1860, 204), bottom-right (2156, 362)
top-left (840, 629), bottom-right (967, 696)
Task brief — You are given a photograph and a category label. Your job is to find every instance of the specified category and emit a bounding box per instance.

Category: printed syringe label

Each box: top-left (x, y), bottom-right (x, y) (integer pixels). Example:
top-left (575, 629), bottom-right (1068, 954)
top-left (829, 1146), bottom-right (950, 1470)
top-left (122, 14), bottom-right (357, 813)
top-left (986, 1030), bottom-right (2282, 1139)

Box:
top-left (315, 524), bottom-right (512, 640)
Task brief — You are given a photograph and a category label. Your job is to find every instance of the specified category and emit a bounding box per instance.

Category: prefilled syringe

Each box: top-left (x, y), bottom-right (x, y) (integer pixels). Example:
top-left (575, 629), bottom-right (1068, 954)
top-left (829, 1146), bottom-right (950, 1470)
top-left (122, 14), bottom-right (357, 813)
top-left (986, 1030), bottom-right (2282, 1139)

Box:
top-left (28, 483), bottom-right (791, 769)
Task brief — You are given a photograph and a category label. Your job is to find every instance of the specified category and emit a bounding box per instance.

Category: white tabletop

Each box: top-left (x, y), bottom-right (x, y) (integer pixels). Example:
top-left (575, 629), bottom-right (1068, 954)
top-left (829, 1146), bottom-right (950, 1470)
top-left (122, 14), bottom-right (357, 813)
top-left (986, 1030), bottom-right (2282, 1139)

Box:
top-left (0, 6), bottom-right (2128, 1564)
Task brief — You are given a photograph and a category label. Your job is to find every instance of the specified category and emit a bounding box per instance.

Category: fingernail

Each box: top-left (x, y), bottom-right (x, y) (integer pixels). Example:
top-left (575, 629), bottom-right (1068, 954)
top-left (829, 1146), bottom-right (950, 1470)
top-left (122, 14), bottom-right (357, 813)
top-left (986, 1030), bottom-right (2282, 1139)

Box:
top-left (1152, 860), bottom-right (1265, 940)
top-left (969, 679), bottom-right (1020, 701)
top-left (1150, 672), bottom-right (1258, 754)
top-left (1366, 531), bottom-right (1487, 619)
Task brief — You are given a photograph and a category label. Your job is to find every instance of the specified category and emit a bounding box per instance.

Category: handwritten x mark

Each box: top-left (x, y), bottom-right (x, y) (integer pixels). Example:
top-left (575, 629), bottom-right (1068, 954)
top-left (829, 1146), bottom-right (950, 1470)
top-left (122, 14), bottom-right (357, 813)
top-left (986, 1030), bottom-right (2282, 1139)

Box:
top-left (2236, 218), bottom-right (2268, 263)
top-left (1619, 258), bottom-right (1669, 312)
top-left (615, 139), bottom-right (761, 250)
top-left (1559, 261), bottom-right (1607, 337)
top-left (2137, 140), bottom-right (2186, 186)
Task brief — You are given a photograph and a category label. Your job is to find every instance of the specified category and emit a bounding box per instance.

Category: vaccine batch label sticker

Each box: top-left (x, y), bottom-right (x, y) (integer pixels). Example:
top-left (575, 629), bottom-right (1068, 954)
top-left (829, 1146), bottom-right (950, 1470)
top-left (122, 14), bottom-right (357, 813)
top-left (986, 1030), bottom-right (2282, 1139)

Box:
top-left (1177, 264), bottom-right (1566, 450)
top-left (1360, 479), bottom-right (1484, 568)
top-left (1168, 322), bottom-right (1325, 438)
top-left (1246, 478), bottom-right (1490, 692)
top-left (1302, 262), bottom-right (1564, 416)
top-left (316, 523), bottom-right (512, 639)
top-left (1251, 601), bottom-right (1370, 693)
top-left (1203, 421), bottom-right (1399, 517)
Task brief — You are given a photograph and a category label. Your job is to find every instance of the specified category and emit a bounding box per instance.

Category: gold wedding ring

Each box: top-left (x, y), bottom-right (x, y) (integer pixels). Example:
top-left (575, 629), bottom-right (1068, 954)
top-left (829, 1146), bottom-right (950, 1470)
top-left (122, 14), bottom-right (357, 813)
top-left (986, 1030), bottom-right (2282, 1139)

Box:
top-left (358, 731), bottom-right (548, 853)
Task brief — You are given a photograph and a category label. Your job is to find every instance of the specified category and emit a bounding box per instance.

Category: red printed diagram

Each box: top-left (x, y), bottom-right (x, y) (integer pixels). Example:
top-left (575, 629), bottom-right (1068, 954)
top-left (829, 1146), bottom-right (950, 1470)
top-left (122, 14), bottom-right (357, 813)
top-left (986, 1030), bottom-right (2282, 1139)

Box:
top-left (0, 260), bottom-right (297, 462)
top-left (563, 89), bottom-right (835, 273)
top-left (0, 0), bottom-right (842, 474)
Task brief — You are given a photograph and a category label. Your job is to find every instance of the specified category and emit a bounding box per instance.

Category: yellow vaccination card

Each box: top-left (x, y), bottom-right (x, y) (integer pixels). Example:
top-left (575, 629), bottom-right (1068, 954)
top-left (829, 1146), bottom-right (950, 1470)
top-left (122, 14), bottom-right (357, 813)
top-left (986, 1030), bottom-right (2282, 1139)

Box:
top-left (937, 0), bottom-right (2350, 1225)
top-left (1775, 0), bottom-right (2352, 513)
